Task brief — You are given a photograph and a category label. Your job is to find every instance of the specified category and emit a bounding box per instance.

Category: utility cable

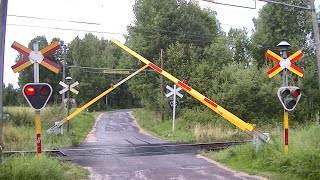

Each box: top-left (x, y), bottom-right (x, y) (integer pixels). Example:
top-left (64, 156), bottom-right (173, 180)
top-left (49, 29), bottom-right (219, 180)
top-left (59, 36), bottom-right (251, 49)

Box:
top-left (7, 23), bottom-right (123, 35)
top-left (8, 14), bottom-right (101, 25)
top-left (257, 0), bottom-right (310, 10)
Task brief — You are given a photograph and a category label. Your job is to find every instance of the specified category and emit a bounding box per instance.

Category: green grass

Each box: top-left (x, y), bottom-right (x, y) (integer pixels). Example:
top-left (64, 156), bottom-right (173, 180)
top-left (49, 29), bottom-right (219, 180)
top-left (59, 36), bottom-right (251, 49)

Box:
top-left (3, 106), bottom-right (99, 150)
top-left (0, 155), bottom-right (88, 180)
top-left (132, 108), bottom-right (248, 143)
top-left (204, 125), bottom-right (320, 180)
top-left (133, 108), bottom-right (320, 179)
top-left (1, 106), bottom-right (100, 180)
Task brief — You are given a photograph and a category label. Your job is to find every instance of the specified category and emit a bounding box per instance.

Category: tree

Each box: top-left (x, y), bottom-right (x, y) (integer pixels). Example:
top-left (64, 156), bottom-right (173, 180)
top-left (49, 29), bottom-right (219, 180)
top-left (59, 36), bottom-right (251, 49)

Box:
top-left (68, 34), bottom-right (133, 110)
top-left (228, 28), bottom-right (252, 67)
top-left (125, 0), bottom-right (222, 111)
top-left (251, 0), bottom-right (311, 68)
top-left (251, 0), bottom-right (319, 121)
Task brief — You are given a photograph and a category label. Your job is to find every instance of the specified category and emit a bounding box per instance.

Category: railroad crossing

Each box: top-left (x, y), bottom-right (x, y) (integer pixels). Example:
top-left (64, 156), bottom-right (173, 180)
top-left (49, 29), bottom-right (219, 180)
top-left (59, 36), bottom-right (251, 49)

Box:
top-left (265, 41), bottom-right (304, 153)
top-left (111, 39), bottom-right (270, 142)
top-left (11, 41), bottom-right (61, 157)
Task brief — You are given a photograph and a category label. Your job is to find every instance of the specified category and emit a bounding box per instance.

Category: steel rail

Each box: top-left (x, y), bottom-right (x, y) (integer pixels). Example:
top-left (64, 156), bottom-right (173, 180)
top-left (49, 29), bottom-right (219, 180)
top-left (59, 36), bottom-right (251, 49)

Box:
top-left (2, 141), bottom-right (248, 157)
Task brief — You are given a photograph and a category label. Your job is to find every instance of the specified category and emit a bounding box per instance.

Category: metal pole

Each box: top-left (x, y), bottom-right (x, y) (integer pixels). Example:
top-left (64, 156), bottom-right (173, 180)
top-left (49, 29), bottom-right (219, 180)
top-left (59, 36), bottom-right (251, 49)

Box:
top-left (280, 44), bottom-right (289, 154)
top-left (67, 83), bottom-right (70, 133)
top-left (172, 84), bottom-right (176, 132)
top-left (310, 0), bottom-right (320, 86)
top-left (33, 43), bottom-right (40, 83)
top-left (284, 111), bottom-right (289, 154)
top-left (35, 111), bottom-right (41, 157)
top-left (62, 45), bottom-right (66, 106)
top-left (160, 49), bottom-right (164, 121)
top-left (0, 0), bottom-right (8, 163)
top-left (33, 43), bottom-right (41, 157)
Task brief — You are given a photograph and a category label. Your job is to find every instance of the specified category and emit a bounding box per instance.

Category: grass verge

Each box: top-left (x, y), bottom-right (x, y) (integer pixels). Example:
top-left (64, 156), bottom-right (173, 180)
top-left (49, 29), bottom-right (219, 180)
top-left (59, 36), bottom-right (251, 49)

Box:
top-left (3, 106), bottom-right (100, 150)
top-left (0, 155), bottom-right (88, 180)
top-left (133, 108), bottom-right (320, 179)
top-left (132, 108), bottom-right (248, 143)
top-left (2, 106), bottom-right (100, 180)
top-left (203, 125), bottom-right (320, 180)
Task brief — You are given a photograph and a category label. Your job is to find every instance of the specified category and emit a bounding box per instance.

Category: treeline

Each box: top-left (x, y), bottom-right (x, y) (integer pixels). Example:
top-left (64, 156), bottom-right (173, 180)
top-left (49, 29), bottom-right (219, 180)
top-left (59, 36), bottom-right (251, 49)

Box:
top-left (9, 0), bottom-right (320, 123)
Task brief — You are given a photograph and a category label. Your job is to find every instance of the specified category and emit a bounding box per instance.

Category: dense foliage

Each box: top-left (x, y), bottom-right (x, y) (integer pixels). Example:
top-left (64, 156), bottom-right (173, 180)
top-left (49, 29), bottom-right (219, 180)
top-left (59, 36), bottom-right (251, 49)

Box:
top-left (9, 0), bottom-right (320, 124)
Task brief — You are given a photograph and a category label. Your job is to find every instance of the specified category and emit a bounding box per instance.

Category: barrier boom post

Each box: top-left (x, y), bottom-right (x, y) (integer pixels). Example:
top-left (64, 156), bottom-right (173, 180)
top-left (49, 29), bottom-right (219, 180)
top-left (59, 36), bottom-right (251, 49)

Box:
top-left (111, 39), bottom-right (270, 142)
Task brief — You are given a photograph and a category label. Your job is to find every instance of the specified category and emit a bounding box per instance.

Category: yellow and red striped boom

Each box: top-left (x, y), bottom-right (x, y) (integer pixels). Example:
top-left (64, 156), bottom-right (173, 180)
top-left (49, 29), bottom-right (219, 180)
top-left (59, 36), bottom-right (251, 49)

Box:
top-left (111, 39), bottom-right (269, 141)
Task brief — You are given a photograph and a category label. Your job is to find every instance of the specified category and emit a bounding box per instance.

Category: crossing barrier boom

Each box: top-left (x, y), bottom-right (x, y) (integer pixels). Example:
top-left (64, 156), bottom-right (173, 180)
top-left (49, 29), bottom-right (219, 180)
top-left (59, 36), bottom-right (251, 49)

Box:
top-left (111, 39), bottom-right (270, 142)
top-left (47, 64), bottom-right (149, 134)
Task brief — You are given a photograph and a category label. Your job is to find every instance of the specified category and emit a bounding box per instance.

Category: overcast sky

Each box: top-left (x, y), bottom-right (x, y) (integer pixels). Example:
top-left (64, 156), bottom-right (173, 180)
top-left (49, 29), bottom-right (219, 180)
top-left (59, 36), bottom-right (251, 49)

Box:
top-left (3, 0), bottom-right (319, 88)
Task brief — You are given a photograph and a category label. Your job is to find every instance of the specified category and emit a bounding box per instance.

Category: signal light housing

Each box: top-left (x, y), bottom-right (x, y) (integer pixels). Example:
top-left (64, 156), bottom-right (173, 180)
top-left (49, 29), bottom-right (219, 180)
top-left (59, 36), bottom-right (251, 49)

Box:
top-left (277, 86), bottom-right (301, 111)
top-left (22, 83), bottom-right (53, 111)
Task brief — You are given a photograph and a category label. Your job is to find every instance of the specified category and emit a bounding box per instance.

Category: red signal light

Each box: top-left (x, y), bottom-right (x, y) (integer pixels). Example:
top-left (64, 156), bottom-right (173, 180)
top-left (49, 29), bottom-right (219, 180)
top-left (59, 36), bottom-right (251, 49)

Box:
top-left (291, 89), bottom-right (300, 97)
top-left (24, 85), bottom-right (35, 96)
top-left (40, 86), bottom-right (49, 95)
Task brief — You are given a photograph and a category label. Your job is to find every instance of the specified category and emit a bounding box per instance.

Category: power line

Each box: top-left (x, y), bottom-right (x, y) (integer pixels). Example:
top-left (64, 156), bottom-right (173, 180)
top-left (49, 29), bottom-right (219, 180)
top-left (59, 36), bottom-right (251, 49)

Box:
top-left (7, 23), bottom-right (252, 45)
top-left (257, 0), bottom-right (310, 10)
top-left (7, 23), bottom-right (124, 35)
top-left (202, 0), bottom-right (310, 10)
top-left (8, 14), bottom-right (101, 25)
top-left (68, 65), bottom-right (154, 71)
top-left (201, 0), bottom-right (257, 9)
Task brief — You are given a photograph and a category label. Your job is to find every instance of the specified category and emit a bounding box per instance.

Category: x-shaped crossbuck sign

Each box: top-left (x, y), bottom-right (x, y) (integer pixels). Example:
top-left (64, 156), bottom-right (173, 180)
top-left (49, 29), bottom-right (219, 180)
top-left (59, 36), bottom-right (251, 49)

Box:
top-left (165, 85), bottom-right (183, 98)
top-left (11, 41), bottom-right (61, 73)
top-left (59, 81), bottom-right (79, 95)
top-left (266, 49), bottom-right (304, 78)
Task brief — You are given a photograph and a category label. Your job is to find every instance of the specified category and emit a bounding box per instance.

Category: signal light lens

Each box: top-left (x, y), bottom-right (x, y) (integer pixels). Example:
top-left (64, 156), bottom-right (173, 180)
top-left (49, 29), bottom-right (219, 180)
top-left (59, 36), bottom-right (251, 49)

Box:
top-left (280, 89), bottom-right (290, 98)
top-left (286, 100), bottom-right (296, 109)
top-left (291, 89), bottom-right (300, 97)
top-left (40, 86), bottom-right (50, 95)
top-left (24, 85), bottom-right (35, 96)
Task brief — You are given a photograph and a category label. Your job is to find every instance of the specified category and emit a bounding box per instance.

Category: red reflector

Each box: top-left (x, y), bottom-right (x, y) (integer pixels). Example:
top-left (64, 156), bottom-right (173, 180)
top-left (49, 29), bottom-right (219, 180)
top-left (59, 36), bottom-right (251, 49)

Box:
top-left (40, 86), bottom-right (49, 95)
top-left (24, 85), bottom-right (35, 96)
top-left (183, 79), bottom-right (188, 85)
top-left (291, 89), bottom-right (300, 97)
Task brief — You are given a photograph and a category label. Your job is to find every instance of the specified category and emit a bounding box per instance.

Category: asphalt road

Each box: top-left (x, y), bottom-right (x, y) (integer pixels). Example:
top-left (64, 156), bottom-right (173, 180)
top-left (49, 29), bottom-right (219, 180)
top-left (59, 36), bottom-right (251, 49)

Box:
top-left (62, 110), bottom-right (266, 180)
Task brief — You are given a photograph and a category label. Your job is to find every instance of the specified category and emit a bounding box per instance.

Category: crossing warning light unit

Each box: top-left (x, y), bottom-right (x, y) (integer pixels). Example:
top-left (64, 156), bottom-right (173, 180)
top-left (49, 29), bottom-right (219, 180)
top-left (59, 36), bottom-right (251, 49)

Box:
top-left (277, 86), bottom-right (301, 111)
top-left (23, 83), bottom-right (53, 111)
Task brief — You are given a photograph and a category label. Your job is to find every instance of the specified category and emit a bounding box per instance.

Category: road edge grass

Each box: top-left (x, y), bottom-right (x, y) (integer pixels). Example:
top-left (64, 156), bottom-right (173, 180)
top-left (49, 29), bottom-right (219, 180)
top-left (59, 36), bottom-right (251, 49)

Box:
top-left (132, 108), bottom-right (250, 143)
top-left (2, 106), bottom-right (102, 180)
top-left (0, 155), bottom-right (89, 180)
top-left (132, 108), bottom-right (320, 180)
top-left (202, 125), bottom-right (320, 180)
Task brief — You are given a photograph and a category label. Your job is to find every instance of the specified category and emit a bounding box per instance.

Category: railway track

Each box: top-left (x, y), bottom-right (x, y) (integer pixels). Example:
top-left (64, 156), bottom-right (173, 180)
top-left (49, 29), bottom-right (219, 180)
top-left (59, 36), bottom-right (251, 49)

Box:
top-left (3, 141), bottom-right (248, 157)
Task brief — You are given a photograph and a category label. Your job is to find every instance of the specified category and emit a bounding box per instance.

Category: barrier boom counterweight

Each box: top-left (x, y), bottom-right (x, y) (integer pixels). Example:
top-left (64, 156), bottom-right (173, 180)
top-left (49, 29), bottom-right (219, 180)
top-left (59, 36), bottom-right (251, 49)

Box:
top-left (111, 39), bottom-right (270, 142)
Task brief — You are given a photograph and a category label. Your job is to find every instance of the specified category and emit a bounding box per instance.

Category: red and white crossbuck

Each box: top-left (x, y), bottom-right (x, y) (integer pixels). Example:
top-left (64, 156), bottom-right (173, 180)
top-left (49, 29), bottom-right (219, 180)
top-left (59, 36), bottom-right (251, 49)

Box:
top-left (11, 41), bottom-right (61, 73)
